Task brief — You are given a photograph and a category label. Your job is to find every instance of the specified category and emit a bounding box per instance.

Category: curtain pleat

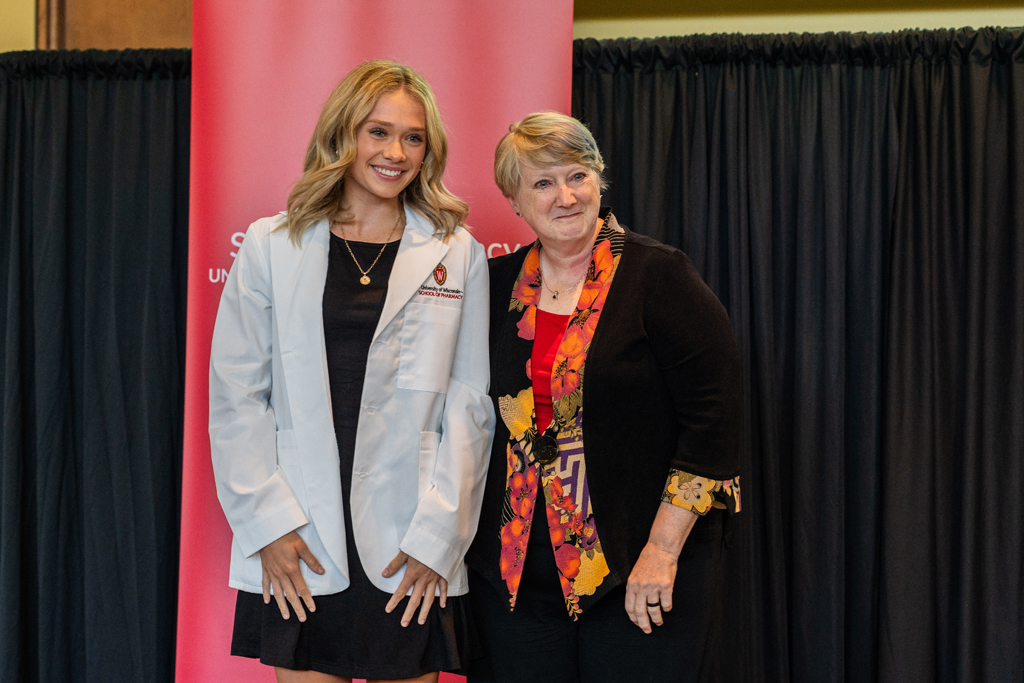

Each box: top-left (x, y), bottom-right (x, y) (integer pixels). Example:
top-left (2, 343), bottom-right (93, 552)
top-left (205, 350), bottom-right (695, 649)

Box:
top-left (0, 49), bottom-right (190, 683)
top-left (573, 28), bottom-right (1024, 683)
top-left (881, 39), bottom-right (1024, 683)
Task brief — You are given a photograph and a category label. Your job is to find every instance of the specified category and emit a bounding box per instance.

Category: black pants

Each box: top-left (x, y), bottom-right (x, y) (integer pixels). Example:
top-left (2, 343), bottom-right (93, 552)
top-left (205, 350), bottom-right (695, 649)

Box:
top-left (467, 510), bottom-right (725, 683)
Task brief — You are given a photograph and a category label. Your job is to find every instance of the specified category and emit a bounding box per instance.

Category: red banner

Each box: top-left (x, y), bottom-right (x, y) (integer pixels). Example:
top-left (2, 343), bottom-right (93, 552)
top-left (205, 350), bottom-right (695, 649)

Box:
top-left (176, 2), bottom-right (573, 681)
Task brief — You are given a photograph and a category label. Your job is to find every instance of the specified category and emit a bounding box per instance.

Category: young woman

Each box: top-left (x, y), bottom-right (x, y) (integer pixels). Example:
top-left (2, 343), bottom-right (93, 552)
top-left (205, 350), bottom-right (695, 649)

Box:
top-left (209, 60), bottom-right (494, 683)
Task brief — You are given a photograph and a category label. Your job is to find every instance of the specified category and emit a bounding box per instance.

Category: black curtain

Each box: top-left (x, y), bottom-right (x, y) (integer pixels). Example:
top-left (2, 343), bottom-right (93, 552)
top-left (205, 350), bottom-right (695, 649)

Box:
top-left (573, 28), bottom-right (1024, 683)
top-left (0, 50), bottom-right (190, 683)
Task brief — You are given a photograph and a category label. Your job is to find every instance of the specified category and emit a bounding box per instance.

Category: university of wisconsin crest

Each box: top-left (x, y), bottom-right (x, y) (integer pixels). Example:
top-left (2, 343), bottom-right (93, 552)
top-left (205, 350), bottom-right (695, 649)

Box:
top-left (417, 262), bottom-right (463, 300)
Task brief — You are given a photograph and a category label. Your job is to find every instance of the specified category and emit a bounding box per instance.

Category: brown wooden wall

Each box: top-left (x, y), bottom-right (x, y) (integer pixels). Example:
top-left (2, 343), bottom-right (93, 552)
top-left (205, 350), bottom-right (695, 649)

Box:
top-left (38, 0), bottom-right (191, 49)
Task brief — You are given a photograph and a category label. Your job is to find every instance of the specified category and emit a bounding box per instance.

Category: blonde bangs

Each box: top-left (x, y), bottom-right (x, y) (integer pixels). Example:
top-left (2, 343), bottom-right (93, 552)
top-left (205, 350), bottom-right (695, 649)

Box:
top-left (494, 112), bottom-right (606, 198)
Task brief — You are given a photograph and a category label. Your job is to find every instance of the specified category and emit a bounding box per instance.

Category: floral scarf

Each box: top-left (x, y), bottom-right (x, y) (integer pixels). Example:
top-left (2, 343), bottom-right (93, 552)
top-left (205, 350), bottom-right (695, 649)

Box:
top-left (496, 221), bottom-right (625, 619)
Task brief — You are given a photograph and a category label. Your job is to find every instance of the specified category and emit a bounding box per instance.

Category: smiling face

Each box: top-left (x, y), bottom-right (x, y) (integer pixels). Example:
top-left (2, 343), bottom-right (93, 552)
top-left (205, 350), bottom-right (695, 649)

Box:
top-left (344, 88), bottom-right (427, 205)
top-left (511, 162), bottom-right (603, 250)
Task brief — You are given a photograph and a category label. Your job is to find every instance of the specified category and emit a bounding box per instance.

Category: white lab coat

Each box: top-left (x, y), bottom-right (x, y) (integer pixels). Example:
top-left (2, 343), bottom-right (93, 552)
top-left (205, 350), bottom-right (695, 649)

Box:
top-left (209, 205), bottom-right (494, 597)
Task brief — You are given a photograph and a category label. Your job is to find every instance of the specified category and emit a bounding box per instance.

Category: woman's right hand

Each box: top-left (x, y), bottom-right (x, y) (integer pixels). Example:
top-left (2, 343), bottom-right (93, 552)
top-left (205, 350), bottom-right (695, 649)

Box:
top-left (259, 530), bottom-right (326, 622)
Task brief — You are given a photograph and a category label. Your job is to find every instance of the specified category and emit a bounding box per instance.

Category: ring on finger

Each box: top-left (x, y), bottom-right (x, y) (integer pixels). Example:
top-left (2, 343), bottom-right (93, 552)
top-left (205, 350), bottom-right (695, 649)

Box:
top-left (646, 602), bottom-right (660, 610)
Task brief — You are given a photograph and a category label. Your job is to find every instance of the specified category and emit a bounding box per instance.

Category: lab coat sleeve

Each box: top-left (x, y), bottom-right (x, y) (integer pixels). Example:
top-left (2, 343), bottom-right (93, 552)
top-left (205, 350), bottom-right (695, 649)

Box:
top-left (399, 237), bottom-right (496, 582)
top-left (209, 222), bottom-right (308, 558)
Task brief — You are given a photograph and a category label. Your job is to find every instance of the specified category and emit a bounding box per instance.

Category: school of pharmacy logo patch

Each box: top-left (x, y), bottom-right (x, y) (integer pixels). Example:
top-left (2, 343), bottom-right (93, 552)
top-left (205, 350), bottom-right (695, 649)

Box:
top-left (434, 264), bottom-right (447, 285)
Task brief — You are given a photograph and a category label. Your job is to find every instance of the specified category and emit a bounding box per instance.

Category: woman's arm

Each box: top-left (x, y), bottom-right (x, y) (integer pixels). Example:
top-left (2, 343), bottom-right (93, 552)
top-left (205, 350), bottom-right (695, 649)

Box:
top-left (625, 502), bottom-right (698, 633)
top-left (209, 219), bottom-right (322, 619)
top-left (625, 245), bottom-right (742, 631)
top-left (645, 248), bottom-right (742, 487)
top-left (386, 237), bottom-right (496, 621)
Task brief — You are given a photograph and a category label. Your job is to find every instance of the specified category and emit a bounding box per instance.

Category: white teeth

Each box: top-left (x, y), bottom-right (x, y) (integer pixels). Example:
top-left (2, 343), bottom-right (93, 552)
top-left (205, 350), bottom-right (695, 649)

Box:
top-left (373, 166), bottom-right (401, 177)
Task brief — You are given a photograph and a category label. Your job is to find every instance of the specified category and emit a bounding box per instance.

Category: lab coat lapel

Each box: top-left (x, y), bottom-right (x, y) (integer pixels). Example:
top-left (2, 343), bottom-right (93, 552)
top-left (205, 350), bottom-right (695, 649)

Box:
top-left (268, 219), bottom-right (348, 572)
top-left (270, 218), bottom-right (332, 434)
top-left (373, 206), bottom-right (449, 341)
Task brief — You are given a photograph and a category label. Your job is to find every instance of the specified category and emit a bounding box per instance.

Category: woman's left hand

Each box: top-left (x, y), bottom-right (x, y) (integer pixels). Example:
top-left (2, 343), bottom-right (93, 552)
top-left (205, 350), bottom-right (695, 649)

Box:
top-left (625, 542), bottom-right (678, 634)
top-left (383, 551), bottom-right (449, 627)
top-left (625, 502), bottom-right (699, 633)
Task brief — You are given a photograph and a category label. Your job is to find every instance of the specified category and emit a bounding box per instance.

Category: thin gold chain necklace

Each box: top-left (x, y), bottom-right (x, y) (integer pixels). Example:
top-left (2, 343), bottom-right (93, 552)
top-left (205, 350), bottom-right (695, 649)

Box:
top-left (338, 210), bottom-right (402, 285)
top-left (541, 272), bottom-right (586, 300)
top-left (539, 254), bottom-right (588, 300)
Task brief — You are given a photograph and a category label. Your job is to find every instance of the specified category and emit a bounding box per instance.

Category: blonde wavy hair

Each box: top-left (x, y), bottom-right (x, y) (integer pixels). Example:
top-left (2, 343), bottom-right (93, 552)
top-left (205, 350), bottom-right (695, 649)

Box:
top-left (283, 60), bottom-right (468, 244)
top-left (494, 112), bottom-right (607, 198)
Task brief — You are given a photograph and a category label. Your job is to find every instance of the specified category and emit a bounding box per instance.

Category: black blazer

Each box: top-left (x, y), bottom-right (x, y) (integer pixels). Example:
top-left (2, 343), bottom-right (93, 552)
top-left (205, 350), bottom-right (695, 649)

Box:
top-left (466, 228), bottom-right (742, 593)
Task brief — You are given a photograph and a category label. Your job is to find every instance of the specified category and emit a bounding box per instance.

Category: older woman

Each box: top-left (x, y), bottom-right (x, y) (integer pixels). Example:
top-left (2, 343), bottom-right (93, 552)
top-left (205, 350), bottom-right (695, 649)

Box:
top-left (465, 112), bottom-right (741, 682)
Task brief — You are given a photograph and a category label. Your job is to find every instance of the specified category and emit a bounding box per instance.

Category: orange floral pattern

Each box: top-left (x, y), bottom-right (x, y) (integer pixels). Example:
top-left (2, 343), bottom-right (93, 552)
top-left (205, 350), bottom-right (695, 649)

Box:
top-left (662, 471), bottom-right (742, 514)
top-left (497, 224), bottom-right (624, 619)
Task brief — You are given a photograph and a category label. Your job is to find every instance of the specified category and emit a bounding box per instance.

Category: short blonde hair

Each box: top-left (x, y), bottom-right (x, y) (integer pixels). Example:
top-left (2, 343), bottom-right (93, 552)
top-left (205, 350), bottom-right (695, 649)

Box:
top-left (284, 60), bottom-right (468, 244)
top-left (494, 112), bottom-right (606, 198)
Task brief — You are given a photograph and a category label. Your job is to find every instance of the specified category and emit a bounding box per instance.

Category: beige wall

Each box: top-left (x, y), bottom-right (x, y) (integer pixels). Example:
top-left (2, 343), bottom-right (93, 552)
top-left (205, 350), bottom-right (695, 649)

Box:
top-left (0, 0), bottom-right (35, 52)
top-left (574, 8), bottom-right (1024, 38)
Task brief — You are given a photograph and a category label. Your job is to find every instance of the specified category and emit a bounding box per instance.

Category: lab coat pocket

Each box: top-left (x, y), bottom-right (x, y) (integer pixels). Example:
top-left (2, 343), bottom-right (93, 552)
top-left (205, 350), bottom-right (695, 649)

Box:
top-left (397, 303), bottom-right (460, 393)
top-left (419, 431), bottom-right (441, 493)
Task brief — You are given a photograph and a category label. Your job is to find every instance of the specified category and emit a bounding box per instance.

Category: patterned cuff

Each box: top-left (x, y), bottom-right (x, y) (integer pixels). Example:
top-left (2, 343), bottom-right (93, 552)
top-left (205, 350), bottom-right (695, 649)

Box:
top-left (661, 470), bottom-right (741, 515)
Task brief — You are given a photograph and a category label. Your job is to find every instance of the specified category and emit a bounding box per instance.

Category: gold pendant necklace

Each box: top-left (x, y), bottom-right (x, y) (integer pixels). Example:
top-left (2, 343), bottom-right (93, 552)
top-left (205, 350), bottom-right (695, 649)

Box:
top-left (543, 275), bottom-right (585, 300)
top-left (539, 259), bottom-right (587, 300)
top-left (339, 210), bottom-right (402, 285)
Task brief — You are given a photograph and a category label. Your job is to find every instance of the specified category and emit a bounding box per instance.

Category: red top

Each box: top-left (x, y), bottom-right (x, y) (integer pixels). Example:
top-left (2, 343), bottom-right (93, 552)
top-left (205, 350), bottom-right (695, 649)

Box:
top-left (532, 309), bottom-right (572, 433)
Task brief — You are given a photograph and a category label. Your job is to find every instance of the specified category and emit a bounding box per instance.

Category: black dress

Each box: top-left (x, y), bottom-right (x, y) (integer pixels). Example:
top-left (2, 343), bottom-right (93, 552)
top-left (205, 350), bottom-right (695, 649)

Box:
top-left (231, 233), bottom-right (470, 679)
